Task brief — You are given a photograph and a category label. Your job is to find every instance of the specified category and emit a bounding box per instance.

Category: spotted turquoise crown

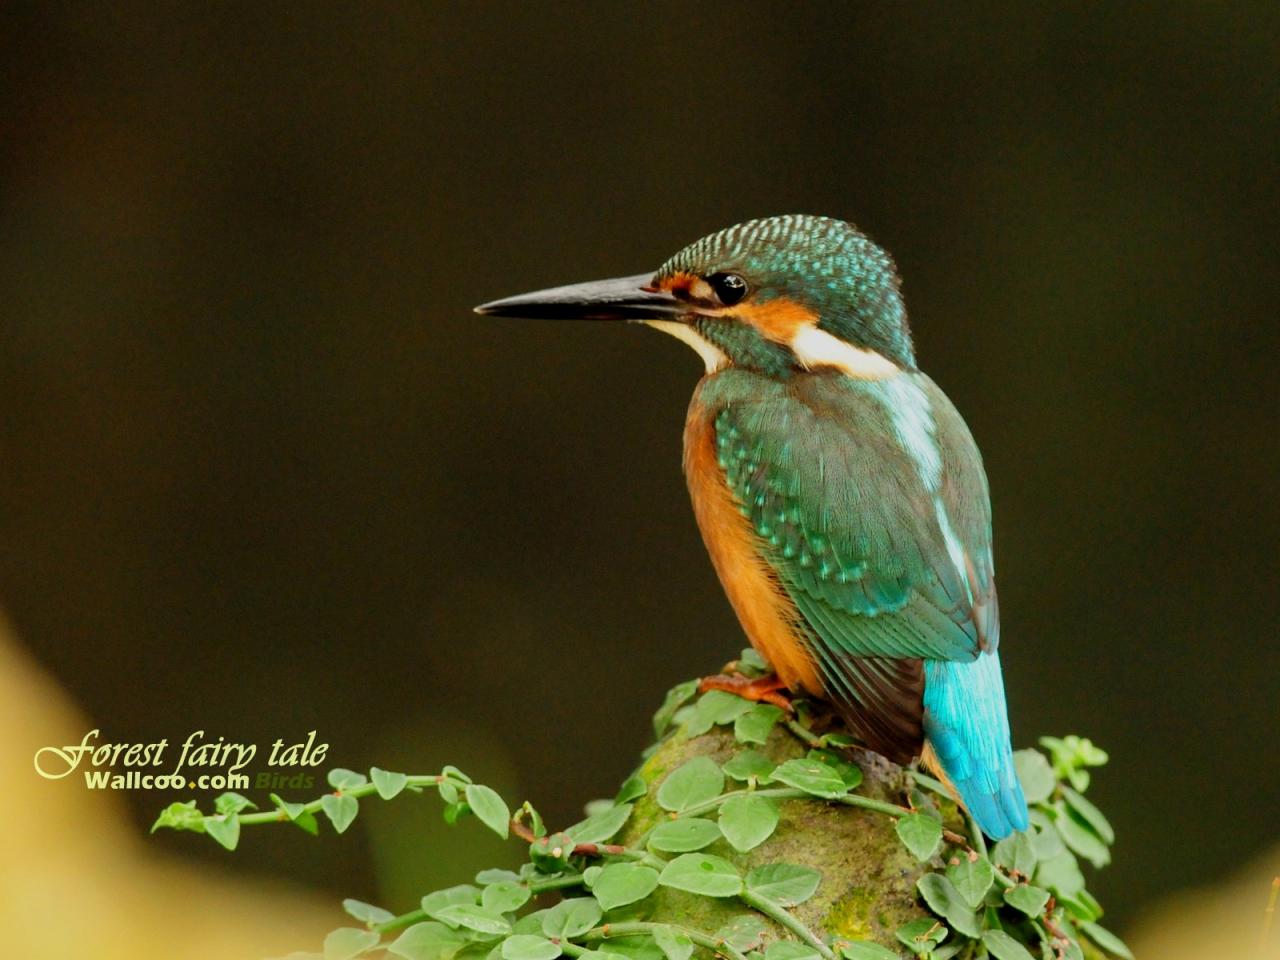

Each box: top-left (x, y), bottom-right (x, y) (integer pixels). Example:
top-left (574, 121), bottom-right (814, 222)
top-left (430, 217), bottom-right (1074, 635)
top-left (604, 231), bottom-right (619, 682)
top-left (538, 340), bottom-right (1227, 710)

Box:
top-left (657, 215), bottom-right (916, 368)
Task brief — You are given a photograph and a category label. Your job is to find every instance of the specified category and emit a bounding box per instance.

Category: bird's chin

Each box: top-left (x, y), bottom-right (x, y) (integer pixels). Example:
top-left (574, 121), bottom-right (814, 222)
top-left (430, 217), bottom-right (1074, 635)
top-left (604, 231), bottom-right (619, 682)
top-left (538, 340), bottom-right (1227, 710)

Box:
top-left (642, 318), bottom-right (729, 374)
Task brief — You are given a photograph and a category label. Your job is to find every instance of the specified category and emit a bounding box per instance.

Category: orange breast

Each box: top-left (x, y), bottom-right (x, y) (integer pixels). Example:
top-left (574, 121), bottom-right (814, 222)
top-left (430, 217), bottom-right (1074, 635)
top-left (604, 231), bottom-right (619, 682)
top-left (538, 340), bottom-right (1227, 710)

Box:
top-left (683, 391), bottom-right (822, 695)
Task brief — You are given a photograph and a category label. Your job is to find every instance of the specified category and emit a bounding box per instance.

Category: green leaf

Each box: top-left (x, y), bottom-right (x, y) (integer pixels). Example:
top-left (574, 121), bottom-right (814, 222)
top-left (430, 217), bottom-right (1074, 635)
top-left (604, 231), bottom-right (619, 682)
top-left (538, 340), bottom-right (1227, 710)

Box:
top-left (648, 818), bottom-right (722, 852)
top-left (387, 921), bottom-right (470, 960)
top-left (945, 855), bottom-right (994, 908)
top-left (271, 793), bottom-right (308, 821)
top-left (718, 794), bottom-right (779, 852)
top-left (714, 915), bottom-right (769, 951)
top-left (433, 904), bottom-right (511, 936)
top-left (653, 680), bottom-right (699, 737)
top-left (769, 757), bottom-right (848, 798)
top-left (566, 803), bottom-right (633, 844)
top-left (895, 813), bottom-right (942, 861)
top-left (807, 749), bottom-right (863, 789)
top-left (744, 862), bottom-right (821, 906)
top-left (343, 898), bottom-right (396, 926)
top-left (1002, 884), bottom-right (1050, 917)
top-left (371, 767), bottom-right (409, 800)
top-left (465, 784), bottom-right (511, 839)
top-left (652, 925), bottom-right (695, 960)
top-left (1060, 888), bottom-right (1104, 922)
top-left (1040, 735), bottom-right (1108, 793)
top-left (683, 690), bottom-right (753, 736)
top-left (840, 943), bottom-right (899, 960)
top-left (738, 647), bottom-right (769, 674)
top-left (214, 791), bottom-right (256, 815)
top-left (421, 885), bottom-right (481, 918)
top-left (916, 874), bottom-right (982, 939)
top-left (991, 831), bottom-right (1038, 879)
top-left (980, 930), bottom-right (1035, 960)
top-left (203, 814), bottom-right (240, 851)
top-left (701, 689), bottom-right (756, 723)
top-left (591, 863), bottom-right (660, 911)
top-left (722, 750), bottom-right (777, 782)
top-left (475, 868), bottom-right (521, 885)
top-left (1079, 921), bottom-right (1135, 960)
top-left (1035, 849), bottom-right (1085, 897)
top-left (291, 809), bottom-right (320, 835)
top-left (1013, 750), bottom-right (1055, 805)
top-left (541, 898), bottom-right (603, 938)
top-left (656, 757), bottom-right (724, 813)
top-left (767, 943), bottom-right (822, 960)
top-left (502, 936), bottom-right (562, 960)
top-left (734, 703), bottom-right (784, 744)
top-left (151, 800), bottom-right (205, 834)
top-left (321, 794), bottom-right (359, 834)
top-left (657, 853), bottom-right (743, 897)
top-left (1060, 787), bottom-right (1114, 845)
top-left (615, 775), bottom-right (648, 804)
top-left (895, 917), bottom-right (947, 954)
top-left (323, 927), bottom-right (381, 960)
top-left (328, 768), bottom-right (369, 791)
top-left (1055, 807), bottom-right (1110, 868)
top-left (481, 881), bottom-right (530, 914)
top-left (512, 910), bottom-right (551, 935)
top-left (1029, 816), bottom-right (1065, 860)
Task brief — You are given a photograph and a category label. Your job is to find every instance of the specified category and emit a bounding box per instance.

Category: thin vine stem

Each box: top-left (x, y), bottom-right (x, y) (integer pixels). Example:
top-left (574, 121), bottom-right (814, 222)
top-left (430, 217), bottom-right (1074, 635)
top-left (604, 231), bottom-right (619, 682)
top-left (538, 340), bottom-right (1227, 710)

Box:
top-left (235, 774), bottom-right (461, 827)
top-left (738, 891), bottom-right (835, 959)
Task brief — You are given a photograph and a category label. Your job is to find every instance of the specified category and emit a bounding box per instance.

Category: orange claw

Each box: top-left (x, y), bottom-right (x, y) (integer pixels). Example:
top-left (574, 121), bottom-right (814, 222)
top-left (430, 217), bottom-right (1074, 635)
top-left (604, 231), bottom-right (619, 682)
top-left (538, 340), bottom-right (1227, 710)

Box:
top-left (697, 672), bottom-right (795, 713)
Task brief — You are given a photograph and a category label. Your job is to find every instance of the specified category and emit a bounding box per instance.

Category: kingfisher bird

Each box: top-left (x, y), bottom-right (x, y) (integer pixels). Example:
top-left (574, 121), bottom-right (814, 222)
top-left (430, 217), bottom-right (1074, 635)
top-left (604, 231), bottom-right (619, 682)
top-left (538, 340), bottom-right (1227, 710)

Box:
top-left (476, 215), bottom-right (1029, 839)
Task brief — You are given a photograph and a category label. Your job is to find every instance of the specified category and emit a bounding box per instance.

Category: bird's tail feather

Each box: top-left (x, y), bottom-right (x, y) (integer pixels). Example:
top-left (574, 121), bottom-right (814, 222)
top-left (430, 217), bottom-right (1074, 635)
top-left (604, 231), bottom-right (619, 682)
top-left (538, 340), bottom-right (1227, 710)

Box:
top-left (923, 651), bottom-right (1028, 839)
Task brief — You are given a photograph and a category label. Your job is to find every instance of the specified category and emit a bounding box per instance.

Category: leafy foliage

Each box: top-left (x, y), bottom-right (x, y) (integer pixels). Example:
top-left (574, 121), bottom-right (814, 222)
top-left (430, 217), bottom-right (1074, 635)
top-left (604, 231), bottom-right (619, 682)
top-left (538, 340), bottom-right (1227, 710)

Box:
top-left (152, 650), bottom-right (1128, 960)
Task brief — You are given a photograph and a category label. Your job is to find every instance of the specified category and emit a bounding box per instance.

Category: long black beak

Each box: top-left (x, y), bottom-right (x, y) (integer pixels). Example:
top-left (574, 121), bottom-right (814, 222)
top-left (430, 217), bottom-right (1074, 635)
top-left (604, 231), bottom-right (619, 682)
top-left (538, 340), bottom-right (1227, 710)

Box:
top-left (474, 273), bottom-right (684, 321)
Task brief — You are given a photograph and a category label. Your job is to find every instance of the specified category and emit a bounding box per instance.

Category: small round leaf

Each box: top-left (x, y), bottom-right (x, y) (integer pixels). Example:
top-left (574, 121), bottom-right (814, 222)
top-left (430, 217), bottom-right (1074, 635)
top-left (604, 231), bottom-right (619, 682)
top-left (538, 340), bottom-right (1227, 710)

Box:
top-left (591, 863), bottom-right (660, 911)
top-left (744, 862), bottom-right (821, 906)
top-left (718, 794), bottom-right (779, 852)
top-left (656, 757), bottom-right (724, 813)
top-left (657, 853), bottom-right (743, 897)
top-left (648, 818), bottom-right (722, 853)
top-left (464, 784), bottom-right (511, 839)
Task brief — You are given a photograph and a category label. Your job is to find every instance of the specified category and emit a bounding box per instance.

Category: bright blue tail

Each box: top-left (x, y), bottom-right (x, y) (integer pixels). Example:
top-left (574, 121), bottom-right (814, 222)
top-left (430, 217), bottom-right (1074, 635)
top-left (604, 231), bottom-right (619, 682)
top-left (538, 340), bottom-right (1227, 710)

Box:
top-left (923, 650), bottom-right (1028, 839)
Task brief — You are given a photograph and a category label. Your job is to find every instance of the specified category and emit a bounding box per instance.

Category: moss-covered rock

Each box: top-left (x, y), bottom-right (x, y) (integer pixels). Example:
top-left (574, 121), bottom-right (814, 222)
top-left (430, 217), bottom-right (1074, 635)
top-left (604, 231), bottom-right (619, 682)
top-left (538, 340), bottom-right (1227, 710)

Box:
top-left (613, 704), bottom-right (1116, 959)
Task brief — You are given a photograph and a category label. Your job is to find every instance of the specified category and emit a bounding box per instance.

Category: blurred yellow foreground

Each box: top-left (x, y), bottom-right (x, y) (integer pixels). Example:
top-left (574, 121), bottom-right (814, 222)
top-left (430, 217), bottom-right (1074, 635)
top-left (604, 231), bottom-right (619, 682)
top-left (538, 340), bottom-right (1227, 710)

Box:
top-left (0, 619), bottom-right (333, 960)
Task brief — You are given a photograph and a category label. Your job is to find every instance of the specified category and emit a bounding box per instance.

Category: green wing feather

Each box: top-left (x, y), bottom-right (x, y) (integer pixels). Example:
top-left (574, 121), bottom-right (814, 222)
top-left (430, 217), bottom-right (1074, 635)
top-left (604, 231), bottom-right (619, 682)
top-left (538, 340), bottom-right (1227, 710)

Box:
top-left (704, 368), bottom-right (996, 761)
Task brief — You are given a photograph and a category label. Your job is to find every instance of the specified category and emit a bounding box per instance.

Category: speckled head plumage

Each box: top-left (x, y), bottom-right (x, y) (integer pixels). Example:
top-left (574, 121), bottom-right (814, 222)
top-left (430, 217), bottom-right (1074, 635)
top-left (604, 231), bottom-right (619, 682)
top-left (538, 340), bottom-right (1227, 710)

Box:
top-left (654, 215), bottom-right (916, 370)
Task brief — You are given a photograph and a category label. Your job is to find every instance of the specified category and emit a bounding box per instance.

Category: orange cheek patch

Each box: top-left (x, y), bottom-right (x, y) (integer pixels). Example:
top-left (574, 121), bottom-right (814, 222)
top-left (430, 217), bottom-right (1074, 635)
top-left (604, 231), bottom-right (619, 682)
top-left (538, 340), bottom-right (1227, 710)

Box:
top-left (736, 297), bottom-right (819, 342)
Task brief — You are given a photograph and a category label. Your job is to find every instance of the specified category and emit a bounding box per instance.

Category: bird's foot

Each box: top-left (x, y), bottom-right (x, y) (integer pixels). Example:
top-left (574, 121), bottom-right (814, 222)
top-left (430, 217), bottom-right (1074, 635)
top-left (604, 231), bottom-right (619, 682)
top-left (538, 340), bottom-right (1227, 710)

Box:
top-left (697, 672), bottom-right (794, 713)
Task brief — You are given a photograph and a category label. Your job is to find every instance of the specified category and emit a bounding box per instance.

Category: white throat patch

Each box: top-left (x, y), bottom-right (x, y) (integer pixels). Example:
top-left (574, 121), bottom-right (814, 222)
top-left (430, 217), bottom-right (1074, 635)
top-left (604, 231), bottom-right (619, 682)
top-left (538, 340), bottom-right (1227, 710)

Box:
top-left (644, 320), bottom-right (729, 374)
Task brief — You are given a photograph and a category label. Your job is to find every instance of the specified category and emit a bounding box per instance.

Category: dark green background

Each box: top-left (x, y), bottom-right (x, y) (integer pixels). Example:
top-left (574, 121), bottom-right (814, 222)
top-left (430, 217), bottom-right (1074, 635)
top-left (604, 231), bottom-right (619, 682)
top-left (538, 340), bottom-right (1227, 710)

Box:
top-left (3, 2), bottom-right (1277, 931)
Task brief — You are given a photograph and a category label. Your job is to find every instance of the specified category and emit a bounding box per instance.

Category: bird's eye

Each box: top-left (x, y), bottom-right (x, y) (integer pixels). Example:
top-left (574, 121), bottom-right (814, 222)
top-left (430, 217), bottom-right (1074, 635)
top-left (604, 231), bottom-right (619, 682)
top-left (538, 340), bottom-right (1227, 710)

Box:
top-left (707, 272), bottom-right (749, 306)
